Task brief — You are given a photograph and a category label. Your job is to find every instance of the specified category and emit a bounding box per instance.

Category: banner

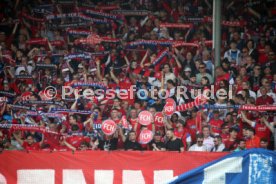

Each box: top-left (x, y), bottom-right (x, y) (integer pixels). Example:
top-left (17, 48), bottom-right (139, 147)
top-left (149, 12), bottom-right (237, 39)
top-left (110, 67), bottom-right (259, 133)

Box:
top-left (0, 151), bottom-right (226, 184)
top-left (50, 108), bottom-right (92, 114)
top-left (169, 149), bottom-right (275, 184)
top-left (127, 40), bottom-right (200, 48)
top-left (160, 23), bottom-right (193, 29)
top-left (198, 104), bottom-right (276, 111)
top-left (111, 10), bottom-right (151, 16)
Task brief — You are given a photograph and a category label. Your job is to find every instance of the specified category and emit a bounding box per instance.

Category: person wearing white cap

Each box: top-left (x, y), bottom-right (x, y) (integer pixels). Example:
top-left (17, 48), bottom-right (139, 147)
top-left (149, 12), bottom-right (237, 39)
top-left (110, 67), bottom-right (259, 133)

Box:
top-left (61, 66), bottom-right (71, 82)
top-left (78, 63), bottom-right (84, 69)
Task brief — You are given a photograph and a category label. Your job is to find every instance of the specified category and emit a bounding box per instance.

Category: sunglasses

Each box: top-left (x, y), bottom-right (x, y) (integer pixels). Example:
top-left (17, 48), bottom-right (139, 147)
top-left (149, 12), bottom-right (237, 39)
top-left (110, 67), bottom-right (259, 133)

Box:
top-left (197, 141), bottom-right (203, 143)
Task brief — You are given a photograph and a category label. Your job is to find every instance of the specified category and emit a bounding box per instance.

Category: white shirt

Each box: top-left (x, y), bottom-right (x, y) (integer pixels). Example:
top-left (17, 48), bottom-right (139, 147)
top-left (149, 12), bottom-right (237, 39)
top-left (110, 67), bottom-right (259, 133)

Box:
top-left (189, 144), bottom-right (208, 152)
top-left (238, 90), bottom-right (256, 99)
top-left (169, 87), bottom-right (176, 97)
top-left (148, 77), bottom-right (161, 87)
top-left (211, 143), bottom-right (226, 152)
top-left (164, 73), bottom-right (176, 83)
top-left (203, 136), bottom-right (214, 152)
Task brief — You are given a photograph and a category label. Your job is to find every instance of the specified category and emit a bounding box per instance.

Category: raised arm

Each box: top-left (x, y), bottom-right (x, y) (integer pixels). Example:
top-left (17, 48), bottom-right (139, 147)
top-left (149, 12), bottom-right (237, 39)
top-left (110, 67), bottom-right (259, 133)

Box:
top-left (39, 134), bottom-right (44, 146)
top-left (95, 59), bottom-right (103, 81)
top-left (83, 114), bottom-right (94, 127)
top-left (140, 50), bottom-right (149, 68)
top-left (140, 16), bottom-right (149, 27)
top-left (124, 55), bottom-right (130, 66)
top-left (65, 59), bottom-right (74, 73)
top-left (241, 111), bottom-right (255, 127)
top-left (13, 132), bottom-right (24, 146)
top-left (110, 68), bottom-right (119, 84)
top-left (262, 117), bottom-right (274, 133)
top-left (70, 89), bottom-right (80, 110)
top-left (172, 54), bottom-right (182, 69)
top-left (119, 126), bottom-right (127, 142)
top-left (0, 101), bottom-right (6, 116)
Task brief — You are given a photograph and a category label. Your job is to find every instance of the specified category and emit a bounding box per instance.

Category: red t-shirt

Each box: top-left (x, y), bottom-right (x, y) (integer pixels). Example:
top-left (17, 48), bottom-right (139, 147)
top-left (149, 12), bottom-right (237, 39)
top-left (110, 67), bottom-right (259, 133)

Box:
top-left (256, 96), bottom-right (274, 105)
top-left (258, 53), bottom-right (268, 65)
top-left (66, 135), bottom-right (89, 149)
top-left (246, 136), bottom-right (260, 149)
top-left (22, 141), bottom-right (40, 151)
top-left (43, 133), bottom-right (60, 149)
top-left (187, 118), bottom-right (199, 142)
top-left (224, 139), bottom-right (238, 151)
top-left (221, 133), bottom-right (230, 143)
top-left (255, 123), bottom-right (271, 141)
top-left (129, 118), bottom-right (139, 132)
top-left (209, 119), bottom-right (223, 134)
top-left (174, 128), bottom-right (190, 150)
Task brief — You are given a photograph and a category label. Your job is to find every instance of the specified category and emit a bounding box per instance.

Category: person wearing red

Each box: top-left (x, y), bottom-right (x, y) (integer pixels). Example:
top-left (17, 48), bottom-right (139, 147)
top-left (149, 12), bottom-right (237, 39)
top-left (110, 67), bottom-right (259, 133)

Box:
top-left (13, 133), bottom-right (43, 151)
top-left (186, 109), bottom-right (200, 143)
top-left (65, 125), bottom-right (90, 151)
top-left (43, 122), bottom-right (61, 150)
top-left (214, 66), bottom-right (230, 91)
top-left (256, 87), bottom-right (274, 105)
top-left (220, 123), bottom-right (230, 143)
top-left (244, 127), bottom-right (260, 149)
top-left (241, 112), bottom-right (271, 144)
top-left (174, 119), bottom-right (192, 151)
top-left (63, 114), bottom-right (84, 134)
top-left (209, 110), bottom-right (224, 135)
top-left (111, 98), bottom-right (126, 116)
top-left (109, 108), bottom-right (124, 149)
top-left (128, 108), bottom-right (139, 131)
top-left (224, 128), bottom-right (238, 151)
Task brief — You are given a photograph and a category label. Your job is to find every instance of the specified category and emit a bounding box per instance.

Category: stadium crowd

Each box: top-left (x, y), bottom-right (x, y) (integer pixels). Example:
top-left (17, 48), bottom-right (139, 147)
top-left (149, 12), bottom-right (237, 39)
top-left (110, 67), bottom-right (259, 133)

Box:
top-left (0, 0), bottom-right (275, 153)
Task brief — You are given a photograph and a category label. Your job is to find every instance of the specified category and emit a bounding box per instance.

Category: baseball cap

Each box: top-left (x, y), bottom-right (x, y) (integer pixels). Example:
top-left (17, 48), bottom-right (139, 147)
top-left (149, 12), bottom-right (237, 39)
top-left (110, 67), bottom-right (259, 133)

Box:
top-left (78, 64), bottom-right (84, 68)
top-left (62, 68), bottom-right (70, 72)
top-left (184, 67), bottom-right (192, 72)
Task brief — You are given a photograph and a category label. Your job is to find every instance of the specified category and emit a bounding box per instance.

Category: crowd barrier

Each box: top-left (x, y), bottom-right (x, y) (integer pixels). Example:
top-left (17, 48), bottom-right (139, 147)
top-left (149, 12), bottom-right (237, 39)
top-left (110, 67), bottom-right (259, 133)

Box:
top-left (0, 151), bottom-right (226, 183)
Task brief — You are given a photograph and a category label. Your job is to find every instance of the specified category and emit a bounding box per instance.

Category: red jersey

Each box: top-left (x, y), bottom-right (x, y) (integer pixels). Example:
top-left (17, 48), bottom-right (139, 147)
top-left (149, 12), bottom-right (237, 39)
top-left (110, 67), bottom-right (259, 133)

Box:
top-left (246, 136), bottom-right (260, 149)
top-left (174, 128), bottom-right (190, 150)
top-left (22, 141), bottom-right (40, 151)
top-left (187, 118), bottom-right (199, 142)
top-left (209, 119), bottom-right (223, 134)
top-left (221, 133), bottom-right (230, 143)
top-left (255, 123), bottom-right (271, 141)
top-left (66, 135), bottom-right (89, 149)
top-left (224, 139), bottom-right (238, 151)
top-left (129, 118), bottom-right (139, 132)
top-left (118, 77), bottom-right (134, 105)
top-left (256, 96), bottom-right (274, 105)
top-left (43, 133), bottom-right (60, 149)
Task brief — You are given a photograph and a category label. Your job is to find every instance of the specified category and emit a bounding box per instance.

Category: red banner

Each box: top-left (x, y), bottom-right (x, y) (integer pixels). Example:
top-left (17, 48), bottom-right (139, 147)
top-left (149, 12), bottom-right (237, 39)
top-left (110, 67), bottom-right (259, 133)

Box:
top-left (0, 151), bottom-right (226, 183)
